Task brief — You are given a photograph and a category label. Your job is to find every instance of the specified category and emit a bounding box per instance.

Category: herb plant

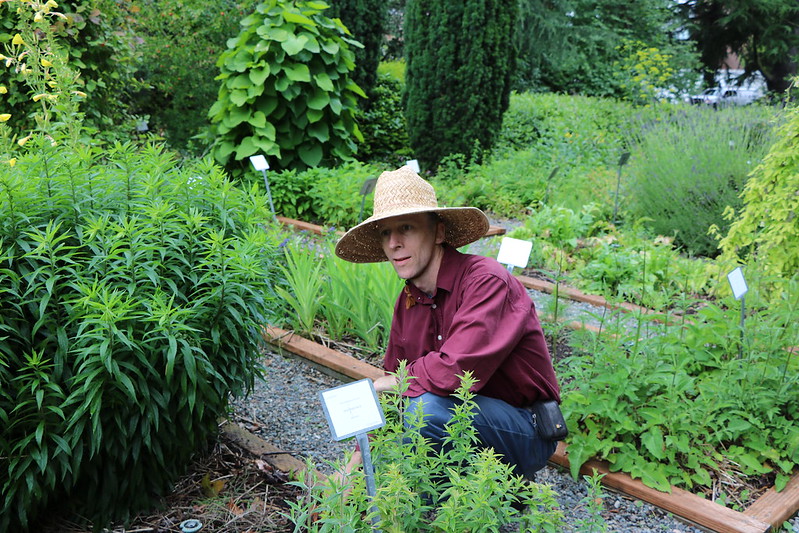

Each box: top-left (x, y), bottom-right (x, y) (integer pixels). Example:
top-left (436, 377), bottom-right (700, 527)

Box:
top-left (285, 367), bottom-right (597, 532)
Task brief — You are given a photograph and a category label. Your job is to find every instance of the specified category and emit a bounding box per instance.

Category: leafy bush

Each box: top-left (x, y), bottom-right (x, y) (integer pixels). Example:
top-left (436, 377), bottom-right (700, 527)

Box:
top-left (625, 104), bottom-right (779, 257)
top-left (252, 160), bottom-right (386, 227)
top-left (716, 101), bottom-right (799, 285)
top-left (0, 140), bottom-right (280, 530)
top-left (355, 71), bottom-right (412, 165)
top-left (207, 0), bottom-right (365, 173)
top-left (561, 281), bottom-right (799, 498)
top-left (286, 369), bottom-right (597, 531)
top-left (128, 0), bottom-right (261, 153)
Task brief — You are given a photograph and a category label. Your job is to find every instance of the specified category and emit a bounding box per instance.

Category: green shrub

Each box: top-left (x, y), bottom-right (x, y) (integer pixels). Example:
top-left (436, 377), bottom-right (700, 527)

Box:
top-left (404, 0), bottom-right (517, 170)
top-left (0, 0), bottom-right (143, 142)
top-left (255, 160), bottom-right (385, 227)
top-left (287, 369), bottom-right (583, 531)
top-left (717, 101), bottom-right (799, 285)
top-left (625, 104), bottom-right (780, 257)
top-left (128, 0), bottom-right (261, 153)
top-left (355, 71), bottom-right (412, 165)
top-left (207, 0), bottom-right (365, 173)
top-left (0, 140), bottom-right (280, 530)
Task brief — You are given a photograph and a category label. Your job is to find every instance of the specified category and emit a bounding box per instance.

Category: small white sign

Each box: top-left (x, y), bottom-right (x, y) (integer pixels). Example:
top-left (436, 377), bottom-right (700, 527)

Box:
top-left (319, 379), bottom-right (385, 441)
top-left (405, 159), bottom-right (420, 173)
top-left (249, 154), bottom-right (269, 171)
top-left (727, 266), bottom-right (748, 300)
top-left (496, 237), bottom-right (533, 269)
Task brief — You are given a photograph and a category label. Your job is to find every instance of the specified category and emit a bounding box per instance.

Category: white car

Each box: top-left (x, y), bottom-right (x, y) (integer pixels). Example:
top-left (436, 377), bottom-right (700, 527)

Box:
top-left (690, 87), bottom-right (761, 107)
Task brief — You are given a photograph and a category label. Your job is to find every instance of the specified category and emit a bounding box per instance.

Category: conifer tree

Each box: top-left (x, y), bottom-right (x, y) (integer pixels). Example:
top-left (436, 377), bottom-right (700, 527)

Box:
top-left (404, 0), bottom-right (517, 170)
top-left (328, 0), bottom-right (387, 106)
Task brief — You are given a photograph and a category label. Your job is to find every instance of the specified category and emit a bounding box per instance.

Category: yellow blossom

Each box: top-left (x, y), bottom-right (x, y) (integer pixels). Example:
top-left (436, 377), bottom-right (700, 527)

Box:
top-left (0, 86), bottom-right (6, 94)
top-left (72, 90), bottom-right (86, 97)
top-left (45, 0), bottom-right (59, 8)
top-left (4, 59), bottom-right (11, 68)
top-left (17, 135), bottom-right (31, 146)
top-left (34, 12), bottom-right (43, 22)
top-left (0, 114), bottom-right (11, 122)
top-left (11, 34), bottom-right (24, 46)
top-left (32, 93), bottom-right (48, 102)
top-left (40, 58), bottom-right (53, 67)
top-left (8, 158), bottom-right (16, 167)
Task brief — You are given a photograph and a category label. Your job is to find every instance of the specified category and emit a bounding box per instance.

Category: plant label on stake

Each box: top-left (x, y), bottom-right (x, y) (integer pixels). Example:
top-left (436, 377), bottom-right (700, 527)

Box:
top-left (358, 178), bottom-right (377, 223)
top-left (319, 379), bottom-right (385, 529)
top-left (727, 266), bottom-right (748, 360)
top-left (496, 237), bottom-right (533, 273)
top-left (405, 159), bottom-right (420, 173)
top-left (249, 154), bottom-right (276, 221)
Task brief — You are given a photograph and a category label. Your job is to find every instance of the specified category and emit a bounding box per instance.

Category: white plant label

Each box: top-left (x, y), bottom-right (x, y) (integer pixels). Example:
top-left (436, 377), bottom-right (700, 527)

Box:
top-left (727, 266), bottom-right (748, 300)
top-left (249, 154), bottom-right (269, 171)
top-left (320, 379), bottom-right (385, 441)
top-left (496, 237), bottom-right (533, 269)
top-left (405, 159), bottom-right (420, 173)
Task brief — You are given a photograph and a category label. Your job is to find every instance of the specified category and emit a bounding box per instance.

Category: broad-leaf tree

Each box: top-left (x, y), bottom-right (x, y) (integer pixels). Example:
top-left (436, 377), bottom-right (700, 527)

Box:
top-left (684, 0), bottom-right (799, 93)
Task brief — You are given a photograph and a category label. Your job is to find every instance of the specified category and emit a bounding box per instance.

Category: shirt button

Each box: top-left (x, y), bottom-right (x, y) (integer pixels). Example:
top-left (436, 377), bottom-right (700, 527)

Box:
top-left (432, 304), bottom-right (437, 309)
top-left (437, 335), bottom-right (443, 341)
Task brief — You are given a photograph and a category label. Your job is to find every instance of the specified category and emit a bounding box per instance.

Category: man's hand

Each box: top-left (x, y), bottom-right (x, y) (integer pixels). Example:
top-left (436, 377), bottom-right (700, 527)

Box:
top-left (373, 374), bottom-right (399, 393)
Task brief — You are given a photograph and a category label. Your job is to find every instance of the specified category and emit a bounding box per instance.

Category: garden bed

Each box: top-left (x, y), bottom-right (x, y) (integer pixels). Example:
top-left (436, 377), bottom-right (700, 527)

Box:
top-left (262, 324), bottom-right (799, 533)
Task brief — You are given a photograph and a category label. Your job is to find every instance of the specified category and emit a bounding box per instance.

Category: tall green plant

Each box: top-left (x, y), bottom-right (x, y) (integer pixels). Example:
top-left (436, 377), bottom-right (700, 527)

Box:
top-left (625, 105), bottom-right (779, 257)
top-left (286, 369), bottom-right (580, 531)
top-left (404, 0), bottom-right (517, 169)
top-left (716, 101), bottom-right (799, 284)
top-left (0, 142), bottom-right (280, 531)
top-left (208, 0), bottom-right (365, 173)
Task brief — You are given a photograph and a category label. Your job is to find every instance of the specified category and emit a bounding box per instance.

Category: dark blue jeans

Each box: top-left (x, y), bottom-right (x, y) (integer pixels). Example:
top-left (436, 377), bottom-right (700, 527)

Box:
top-left (406, 392), bottom-right (556, 479)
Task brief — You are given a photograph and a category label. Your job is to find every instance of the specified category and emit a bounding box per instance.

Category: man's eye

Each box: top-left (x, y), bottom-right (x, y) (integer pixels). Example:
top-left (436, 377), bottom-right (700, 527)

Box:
top-left (402, 224), bottom-right (412, 231)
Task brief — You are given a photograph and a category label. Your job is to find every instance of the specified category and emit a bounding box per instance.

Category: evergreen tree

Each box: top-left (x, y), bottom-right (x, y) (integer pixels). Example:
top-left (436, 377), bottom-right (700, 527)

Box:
top-left (328, 0), bottom-right (387, 106)
top-left (404, 0), bottom-right (517, 170)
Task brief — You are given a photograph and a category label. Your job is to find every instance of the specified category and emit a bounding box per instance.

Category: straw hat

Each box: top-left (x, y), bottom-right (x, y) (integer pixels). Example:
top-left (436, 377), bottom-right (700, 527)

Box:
top-left (335, 166), bottom-right (490, 263)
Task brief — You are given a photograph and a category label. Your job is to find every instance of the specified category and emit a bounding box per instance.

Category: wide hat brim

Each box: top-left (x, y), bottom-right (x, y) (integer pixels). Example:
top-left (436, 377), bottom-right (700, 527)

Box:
top-left (335, 166), bottom-right (489, 263)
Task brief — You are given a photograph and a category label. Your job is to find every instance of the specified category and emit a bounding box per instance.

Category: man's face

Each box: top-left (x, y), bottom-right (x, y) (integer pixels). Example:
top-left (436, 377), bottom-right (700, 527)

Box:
top-left (378, 213), bottom-right (445, 291)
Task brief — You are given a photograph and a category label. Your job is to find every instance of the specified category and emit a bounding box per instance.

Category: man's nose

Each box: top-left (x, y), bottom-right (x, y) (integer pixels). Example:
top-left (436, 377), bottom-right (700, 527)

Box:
top-left (387, 230), bottom-right (402, 248)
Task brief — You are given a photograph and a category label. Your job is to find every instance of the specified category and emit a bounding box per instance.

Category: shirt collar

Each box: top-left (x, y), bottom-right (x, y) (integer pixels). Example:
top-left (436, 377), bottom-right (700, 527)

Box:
top-left (405, 245), bottom-right (464, 301)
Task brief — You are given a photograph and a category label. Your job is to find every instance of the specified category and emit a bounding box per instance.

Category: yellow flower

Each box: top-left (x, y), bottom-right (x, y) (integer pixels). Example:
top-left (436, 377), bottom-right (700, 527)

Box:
top-left (17, 135), bottom-right (31, 146)
top-left (8, 158), bottom-right (16, 167)
top-left (34, 12), bottom-right (43, 22)
top-left (41, 58), bottom-right (53, 67)
top-left (32, 93), bottom-right (48, 102)
top-left (72, 90), bottom-right (87, 97)
top-left (0, 114), bottom-right (11, 122)
top-left (45, 0), bottom-right (59, 8)
top-left (0, 86), bottom-right (6, 94)
top-left (11, 34), bottom-right (24, 46)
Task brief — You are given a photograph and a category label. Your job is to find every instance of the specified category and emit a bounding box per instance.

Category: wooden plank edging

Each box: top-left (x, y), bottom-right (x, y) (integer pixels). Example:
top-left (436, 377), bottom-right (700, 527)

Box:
top-left (550, 442), bottom-right (770, 533)
top-left (220, 420), bottom-right (318, 478)
top-left (260, 326), bottom-right (799, 532)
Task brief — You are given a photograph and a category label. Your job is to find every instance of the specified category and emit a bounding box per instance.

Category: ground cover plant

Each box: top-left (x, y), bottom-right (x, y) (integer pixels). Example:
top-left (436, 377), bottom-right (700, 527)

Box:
top-left (0, 140), bottom-right (283, 530)
top-left (558, 273), bottom-right (799, 503)
top-left (506, 203), bottom-right (721, 310)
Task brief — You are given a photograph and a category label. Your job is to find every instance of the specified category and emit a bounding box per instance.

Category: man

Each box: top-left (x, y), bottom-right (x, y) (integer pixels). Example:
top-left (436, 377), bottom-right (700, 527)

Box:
top-left (334, 165), bottom-right (561, 479)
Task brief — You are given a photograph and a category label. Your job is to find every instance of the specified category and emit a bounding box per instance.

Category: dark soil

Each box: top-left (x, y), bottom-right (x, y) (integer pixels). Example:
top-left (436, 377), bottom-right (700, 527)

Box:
top-left (41, 434), bottom-right (301, 533)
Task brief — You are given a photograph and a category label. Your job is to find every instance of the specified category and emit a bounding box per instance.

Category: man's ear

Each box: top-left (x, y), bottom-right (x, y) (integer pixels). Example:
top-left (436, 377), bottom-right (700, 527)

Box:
top-left (434, 221), bottom-right (446, 245)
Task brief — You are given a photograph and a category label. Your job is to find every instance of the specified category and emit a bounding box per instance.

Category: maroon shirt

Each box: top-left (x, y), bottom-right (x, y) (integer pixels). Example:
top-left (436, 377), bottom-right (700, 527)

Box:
top-left (383, 245), bottom-right (560, 407)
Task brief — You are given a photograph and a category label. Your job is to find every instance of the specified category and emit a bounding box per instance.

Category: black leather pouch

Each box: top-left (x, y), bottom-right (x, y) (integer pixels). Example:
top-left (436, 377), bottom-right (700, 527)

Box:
top-left (531, 400), bottom-right (568, 441)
